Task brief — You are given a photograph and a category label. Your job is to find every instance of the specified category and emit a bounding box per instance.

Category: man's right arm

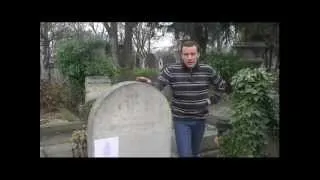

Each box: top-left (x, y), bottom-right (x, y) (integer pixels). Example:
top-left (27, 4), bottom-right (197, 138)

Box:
top-left (153, 66), bottom-right (171, 91)
top-left (136, 66), bottom-right (172, 92)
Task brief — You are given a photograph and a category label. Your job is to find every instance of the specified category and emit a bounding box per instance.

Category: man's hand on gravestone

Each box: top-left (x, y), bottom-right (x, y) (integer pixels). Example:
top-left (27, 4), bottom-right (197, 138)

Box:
top-left (136, 76), bottom-right (152, 84)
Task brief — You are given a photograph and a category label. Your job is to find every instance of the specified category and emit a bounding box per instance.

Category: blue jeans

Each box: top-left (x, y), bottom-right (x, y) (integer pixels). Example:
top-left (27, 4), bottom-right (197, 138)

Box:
top-left (173, 117), bottom-right (206, 157)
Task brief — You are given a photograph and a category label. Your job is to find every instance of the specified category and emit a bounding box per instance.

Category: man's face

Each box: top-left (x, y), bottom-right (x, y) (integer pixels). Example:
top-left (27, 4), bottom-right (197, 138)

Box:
top-left (181, 45), bottom-right (199, 68)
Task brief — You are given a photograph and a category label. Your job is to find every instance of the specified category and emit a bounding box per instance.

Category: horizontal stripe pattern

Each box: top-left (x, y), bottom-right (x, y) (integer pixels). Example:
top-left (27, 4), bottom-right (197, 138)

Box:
top-left (158, 63), bottom-right (226, 119)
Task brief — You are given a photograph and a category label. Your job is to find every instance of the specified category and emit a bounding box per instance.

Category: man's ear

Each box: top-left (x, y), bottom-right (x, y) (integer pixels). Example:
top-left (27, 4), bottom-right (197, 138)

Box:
top-left (197, 53), bottom-right (200, 59)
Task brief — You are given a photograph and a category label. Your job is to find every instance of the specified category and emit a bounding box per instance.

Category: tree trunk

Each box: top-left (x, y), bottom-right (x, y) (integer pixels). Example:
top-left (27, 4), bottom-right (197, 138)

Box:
top-left (268, 47), bottom-right (273, 72)
top-left (133, 22), bottom-right (154, 68)
top-left (111, 23), bottom-right (119, 67)
top-left (217, 37), bottom-right (222, 53)
top-left (135, 56), bottom-right (140, 68)
top-left (148, 38), bottom-right (151, 54)
top-left (40, 22), bottom-right (50, 81)
top-left (275, 48), bottom-right (279, 72)
top-left (47, 39), bottom-right (52, 82)
top-left (121, 22), bottom-right (136, 69)
top-left (191, 24), bottom-right (208, 62)
top-left (104, 23), bottom-right (120, 67)
top-left (264, 48), bottom-right (269, 69)
top-left (40, 46), bottom-right (46, 80)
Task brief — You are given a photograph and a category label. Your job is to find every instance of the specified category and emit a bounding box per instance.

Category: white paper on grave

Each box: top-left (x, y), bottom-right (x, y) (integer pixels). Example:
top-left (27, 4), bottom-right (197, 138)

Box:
top-left (94, 136), bottom-right (119, 157)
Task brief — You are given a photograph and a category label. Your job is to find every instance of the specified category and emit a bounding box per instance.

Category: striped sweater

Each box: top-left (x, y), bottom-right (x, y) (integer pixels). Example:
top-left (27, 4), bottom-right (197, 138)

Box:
top-left (155, 63), bottom-right (227, 119)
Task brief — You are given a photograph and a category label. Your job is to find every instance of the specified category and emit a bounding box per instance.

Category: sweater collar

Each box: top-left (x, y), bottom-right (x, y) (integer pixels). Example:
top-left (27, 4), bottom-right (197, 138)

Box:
top-left (181, 61), bottom-right (200, 71)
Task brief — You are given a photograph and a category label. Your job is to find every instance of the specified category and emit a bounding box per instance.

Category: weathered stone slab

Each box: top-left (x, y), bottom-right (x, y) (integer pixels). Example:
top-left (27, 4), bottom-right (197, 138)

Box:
top-left (87, 81), bottom-right (172, 157)
top-left (85, 76), bottom-right (111, 103)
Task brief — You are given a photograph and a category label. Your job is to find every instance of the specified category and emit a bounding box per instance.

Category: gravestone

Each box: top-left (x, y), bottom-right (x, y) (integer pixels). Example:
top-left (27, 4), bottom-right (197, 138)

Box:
top-left (144, 53), bottom-right (158, 69)
top-left (85, 76), bottom-right (111, 103)
top-left (162, 53), bottom-right (176, 67)
top-left (233, 41), bottom-right (266, 67)
top-left (87, 81), bottom-right (172, 157)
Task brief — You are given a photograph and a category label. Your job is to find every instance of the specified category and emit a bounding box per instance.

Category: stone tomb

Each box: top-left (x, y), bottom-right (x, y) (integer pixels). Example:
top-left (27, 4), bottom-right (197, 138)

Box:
top-left (87, 81), bottom-right (172, 157)
top-left (233, 41), bottom-right (266, 67)
top-left (85, 76), bottom-right (112, 103)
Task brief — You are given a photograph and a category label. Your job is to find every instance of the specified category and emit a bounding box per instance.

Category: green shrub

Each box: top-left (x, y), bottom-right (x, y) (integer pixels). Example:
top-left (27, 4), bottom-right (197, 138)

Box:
top-left (56, 38), bottom-right (116, 109)
top-left (219, 67), bottom-right (276, 157)
top-left (206, 53), bottom-right (255, 83)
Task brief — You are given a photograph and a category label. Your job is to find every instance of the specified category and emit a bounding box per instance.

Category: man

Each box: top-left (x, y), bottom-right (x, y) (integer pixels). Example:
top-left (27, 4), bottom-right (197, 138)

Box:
top-left (136, 40), bottom-right (228, 157)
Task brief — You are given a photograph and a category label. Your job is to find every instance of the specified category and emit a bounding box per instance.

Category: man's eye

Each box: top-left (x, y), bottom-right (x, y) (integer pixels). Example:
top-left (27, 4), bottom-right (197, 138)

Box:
top-left (184, 54), bottom-right (189, 56)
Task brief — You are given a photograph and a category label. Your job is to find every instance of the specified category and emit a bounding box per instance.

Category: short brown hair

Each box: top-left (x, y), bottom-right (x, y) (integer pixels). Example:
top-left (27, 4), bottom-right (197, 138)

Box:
top-left (180, 40), bottom-right (200, 53)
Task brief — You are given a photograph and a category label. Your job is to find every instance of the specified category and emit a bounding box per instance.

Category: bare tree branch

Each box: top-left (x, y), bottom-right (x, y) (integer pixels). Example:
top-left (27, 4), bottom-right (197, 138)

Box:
top-left (89, 23), bottom-right (97, 35)
top-left (103, 22), bottom-right (111, 34)
top-left (101, 26), bottom-right (106, 39)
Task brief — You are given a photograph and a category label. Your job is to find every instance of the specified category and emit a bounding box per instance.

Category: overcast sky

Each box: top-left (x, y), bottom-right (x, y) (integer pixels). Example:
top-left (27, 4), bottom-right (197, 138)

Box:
top-left (84, 22), bottom-right (235, 53)
top-left (85, 22), bottom-right (174, 51)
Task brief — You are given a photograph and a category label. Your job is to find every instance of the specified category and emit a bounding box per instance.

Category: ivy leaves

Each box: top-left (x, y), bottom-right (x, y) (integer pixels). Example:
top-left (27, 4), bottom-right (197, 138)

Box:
top-left (219, 67), bottom-right (276, 157)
